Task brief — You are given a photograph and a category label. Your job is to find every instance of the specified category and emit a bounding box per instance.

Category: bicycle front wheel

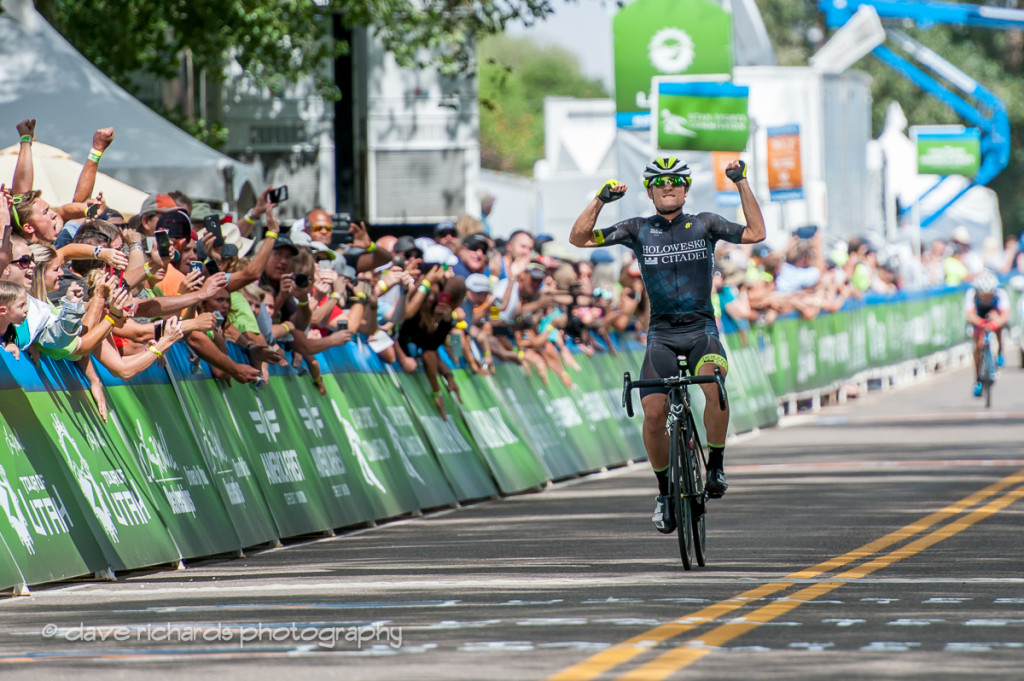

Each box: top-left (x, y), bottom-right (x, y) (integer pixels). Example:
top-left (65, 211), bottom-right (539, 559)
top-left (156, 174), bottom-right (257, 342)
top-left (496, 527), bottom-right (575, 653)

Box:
top-left (669, 415), bottom-right (693, 570)
top-left (981, 346), bottom-right (994, 409)
top-left (685, 410), bottom-right (707, 568)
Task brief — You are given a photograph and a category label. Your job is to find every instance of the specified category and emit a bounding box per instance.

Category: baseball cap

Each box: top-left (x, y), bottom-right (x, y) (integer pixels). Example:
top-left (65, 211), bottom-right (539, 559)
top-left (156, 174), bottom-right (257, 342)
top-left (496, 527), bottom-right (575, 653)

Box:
top-left (190, 202), bottom-right (215, 222)
top-left (140, 193), bottom-right (176, 216)
top-left (271, 235), bottom-right (299, 255)
top-left (525, 263), bottom-right (548, 280)
top-left (951, 226), bottom-right (971, 245)
top-left (461, 233), bottom-right (489, 251)
top-left (465, 273), bottom-right (492, 293)
top-left (434, 221), bottom-right (457, 237)
top-left (156, 209), bottom-right (193, 240)
top-left (751, 243), bottom-right (772, 258)
top-left (393, 235), bottom-right (418, 254)
top-left (590, 249), bottom-right (614, 264)
top-left (309, 241), bottom-right (338, 261)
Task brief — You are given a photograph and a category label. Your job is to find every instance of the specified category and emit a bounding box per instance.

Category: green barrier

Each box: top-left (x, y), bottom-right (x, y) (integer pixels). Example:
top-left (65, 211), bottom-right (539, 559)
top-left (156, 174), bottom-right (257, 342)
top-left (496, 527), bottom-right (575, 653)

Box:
top-left (98, 369), bottom-right (243, 559)
top-left (754, 291), bottom-right (966, 396)
top-left (23, 359), bottom-right (182, 574)
top-left (0, 534), bottom-right (25, 592)
top-left (530, 369), bottom-right (615, 471)
top-left (565, 359), bottom-right (638, 467)
top-left (398, 370), bottom-right (498, 502)
top-left (449, 369), bottom-right (549, 493)
top-left (0, 367), bottom-right (98, 584)
top-left (163, 356), bottom-right (282, 548)
top-left (587, 352), bottom-right (647, 461)
top-left (491, 363), bottom-right (588, 479)
top-left (346, 364), bottom-right (458, 512)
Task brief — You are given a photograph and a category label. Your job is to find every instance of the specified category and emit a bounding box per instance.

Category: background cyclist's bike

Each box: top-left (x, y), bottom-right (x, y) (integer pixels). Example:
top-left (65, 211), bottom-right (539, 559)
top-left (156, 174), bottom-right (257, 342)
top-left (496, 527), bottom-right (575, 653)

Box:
top-left (978, 324), bottom-right (998, 408)
top-left (622, 357), bottom-right (727, 569)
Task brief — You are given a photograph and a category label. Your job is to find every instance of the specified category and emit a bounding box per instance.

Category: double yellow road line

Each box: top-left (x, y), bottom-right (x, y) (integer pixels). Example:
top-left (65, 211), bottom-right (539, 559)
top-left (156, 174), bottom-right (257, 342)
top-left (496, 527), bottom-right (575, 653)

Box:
top-left (548, 468), bottom-right (1024, 681)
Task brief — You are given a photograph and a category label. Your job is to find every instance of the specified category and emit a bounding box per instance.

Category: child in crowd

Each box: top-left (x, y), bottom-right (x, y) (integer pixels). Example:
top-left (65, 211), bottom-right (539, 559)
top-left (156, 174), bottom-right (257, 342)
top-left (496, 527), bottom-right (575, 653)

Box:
top-left (0, 280), bottom-right (30, 359)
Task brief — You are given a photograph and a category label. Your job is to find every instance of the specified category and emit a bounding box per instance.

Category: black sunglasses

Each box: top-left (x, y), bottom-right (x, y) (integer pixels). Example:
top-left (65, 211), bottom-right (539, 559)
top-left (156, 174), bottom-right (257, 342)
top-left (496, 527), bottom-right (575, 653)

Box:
top-left (11, 254), bottom-right (34, 269)
top-left (402, 249), bottom-right (424, 259)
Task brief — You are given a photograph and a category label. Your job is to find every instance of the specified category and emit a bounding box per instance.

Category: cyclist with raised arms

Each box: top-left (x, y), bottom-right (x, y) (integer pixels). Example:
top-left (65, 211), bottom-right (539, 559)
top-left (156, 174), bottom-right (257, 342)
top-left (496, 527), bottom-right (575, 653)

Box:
top-left (965, 269), bottom-right (1009, 397)
top-left (569, 157), bottom-right (765, 534)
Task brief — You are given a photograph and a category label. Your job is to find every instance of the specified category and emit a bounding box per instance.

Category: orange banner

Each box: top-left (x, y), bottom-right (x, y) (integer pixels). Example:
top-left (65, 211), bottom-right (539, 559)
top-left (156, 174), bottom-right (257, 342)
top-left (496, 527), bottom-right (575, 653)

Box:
top-left (766, 125), bottom-right (803, 199)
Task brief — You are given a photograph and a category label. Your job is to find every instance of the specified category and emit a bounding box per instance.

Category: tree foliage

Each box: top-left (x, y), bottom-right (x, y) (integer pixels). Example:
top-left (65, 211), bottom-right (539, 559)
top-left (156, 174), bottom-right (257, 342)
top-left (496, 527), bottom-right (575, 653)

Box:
top-left (35, 0), bottom-right (560, 98)
top-left (478, 34), bottom-right (608, 175)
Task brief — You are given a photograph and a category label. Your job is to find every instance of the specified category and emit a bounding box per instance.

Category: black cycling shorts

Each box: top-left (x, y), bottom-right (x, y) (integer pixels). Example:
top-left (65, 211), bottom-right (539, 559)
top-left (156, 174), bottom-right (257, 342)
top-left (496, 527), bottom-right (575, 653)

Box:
top-left (639, 317), bottom-right (728, 398)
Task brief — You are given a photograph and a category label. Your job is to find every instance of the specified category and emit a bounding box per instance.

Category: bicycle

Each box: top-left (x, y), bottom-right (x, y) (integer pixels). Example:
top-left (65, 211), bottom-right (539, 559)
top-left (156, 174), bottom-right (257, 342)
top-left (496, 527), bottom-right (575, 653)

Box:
top-left (622, 356), bottom-right (727, 570)
top-left (978, 325), bottom-right (997, 409)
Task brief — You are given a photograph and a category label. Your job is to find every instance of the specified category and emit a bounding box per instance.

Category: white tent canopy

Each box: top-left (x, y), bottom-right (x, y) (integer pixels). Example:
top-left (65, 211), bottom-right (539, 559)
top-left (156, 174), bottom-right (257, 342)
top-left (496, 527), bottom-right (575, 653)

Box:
top-left (0, 0), bottom-right (262, 208)
top-left (0, 141), bottom-right (148, 216)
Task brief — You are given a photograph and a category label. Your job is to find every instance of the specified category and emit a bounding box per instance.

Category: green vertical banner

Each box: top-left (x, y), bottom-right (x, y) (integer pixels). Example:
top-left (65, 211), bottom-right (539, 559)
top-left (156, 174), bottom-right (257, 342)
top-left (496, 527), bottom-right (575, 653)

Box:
top-left (613, 0), bottom-right (734, 129)
top-left (16, 356), bottom-right (181, 573)
top-left (492, 363), bottom-right (588, 478)
top-left (448, 369), bottom-right (549, 494)
top-left (535, 372), bottom-right (613, 471)
top-left (0, 534), bottom-right (25, 592)
top-left (95, 361), bottom-right (243, 559)
top-left (653, 81), bottom-right (750, 152)
top-left (587, 352), bottom-right (647, 461)
top-left (399, 371), bottom-right (499, 502)
top-left (162, 345), bottom-right (282, 548)
top-left (0, 356), bottom-right (97, 584)
top-left (565, 359), bottom-right (641, 466)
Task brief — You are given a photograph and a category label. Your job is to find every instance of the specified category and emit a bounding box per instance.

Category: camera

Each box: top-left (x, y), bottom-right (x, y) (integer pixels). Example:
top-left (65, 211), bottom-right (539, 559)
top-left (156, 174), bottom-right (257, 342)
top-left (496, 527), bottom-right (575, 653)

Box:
top-left (268, 185), bottom-right (288, 204)
top-left (293, 272), bottom-right (310, 288)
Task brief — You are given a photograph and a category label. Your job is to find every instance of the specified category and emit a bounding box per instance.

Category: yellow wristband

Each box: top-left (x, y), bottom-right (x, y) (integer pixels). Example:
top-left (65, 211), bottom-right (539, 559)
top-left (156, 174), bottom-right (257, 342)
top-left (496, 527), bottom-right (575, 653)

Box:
top-left (297, 298), bottom-right (308, 307)
top-left (264, 231), bottom-right (278, 239)
top-left (377, 281), bottom-right (388, 294)
top-left (517, 350), bottom-right (525, 359)
top-left (330, 292), bottom-right (341, 300)
top-left (148, 345), bottom-right (163, 358)
top-left (366, 242), bottom-right (377, 253)
top-left (421, 280), bottom-right (431, 290)
top-left (244, 214), bottom-right (256, 225)
top-left (104, 314), bottom-right (118, 326)
top-left (88, 148), bottom-right (102, 163)
top-left (281, 321), bottom-right (292, 333)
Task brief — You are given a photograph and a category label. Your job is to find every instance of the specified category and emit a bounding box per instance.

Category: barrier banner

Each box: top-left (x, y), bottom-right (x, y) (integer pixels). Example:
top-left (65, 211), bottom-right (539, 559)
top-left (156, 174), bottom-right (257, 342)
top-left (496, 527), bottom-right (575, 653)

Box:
top-left (398, 370), bottom-right (499, 502)
top-left (16, 356), bottom-right (181, 573)
top-left (215, 346), bottom-right (339, 537)
top-left (534, 371), bottom-right (615, 470)
top-left (756, 291), bottom-right (965, 395)
top-left (0, 534), bottom-right (25, 591)
top-left (564, 360), bottom-right (639, 467)
top-left (586, 352), bottom-right (648, 461)
top-left (491, 363), bottom-right (588, 479)
top-left (163, 345), bottom-right (285, 547)
top-left (0, 357), bottom-right (97, 584)
top-left (95, 360), bottom-right (243, 559)
top-left (315, 345), bottom-right (429, 519)
top-left (449, 369), bottom-right (549, 494)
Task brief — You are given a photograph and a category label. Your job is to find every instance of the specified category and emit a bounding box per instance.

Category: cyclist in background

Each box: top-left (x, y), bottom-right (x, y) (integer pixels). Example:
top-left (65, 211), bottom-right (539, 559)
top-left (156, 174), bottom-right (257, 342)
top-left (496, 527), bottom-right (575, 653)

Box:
top-left (965, 269), bottom-right (1009, 397)
top-left (569, 157), bottom-right (765, 534)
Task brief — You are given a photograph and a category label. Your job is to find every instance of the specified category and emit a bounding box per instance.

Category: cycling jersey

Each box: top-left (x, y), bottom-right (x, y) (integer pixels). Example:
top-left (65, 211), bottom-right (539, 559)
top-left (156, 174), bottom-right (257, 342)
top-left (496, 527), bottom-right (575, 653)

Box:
top-left (597, 212), bottom-right (745, 324)
top-left (964, 288), bottom-right (1008, 320)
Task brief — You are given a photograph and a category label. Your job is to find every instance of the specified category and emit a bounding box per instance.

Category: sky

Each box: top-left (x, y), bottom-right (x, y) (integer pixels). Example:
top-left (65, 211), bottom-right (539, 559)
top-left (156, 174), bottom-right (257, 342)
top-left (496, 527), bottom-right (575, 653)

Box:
top-left (505, 0), bottom-right (617, 91)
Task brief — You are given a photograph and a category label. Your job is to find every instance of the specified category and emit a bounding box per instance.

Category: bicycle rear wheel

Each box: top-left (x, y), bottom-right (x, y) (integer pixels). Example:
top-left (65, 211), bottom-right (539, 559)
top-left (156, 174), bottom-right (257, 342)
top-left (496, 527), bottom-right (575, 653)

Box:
top-left (981, 345), bottom-right (993, 409)
top-left (668, 415), bottom-right (693, 570)
top-left (685, 411), bottom-right (707, 567)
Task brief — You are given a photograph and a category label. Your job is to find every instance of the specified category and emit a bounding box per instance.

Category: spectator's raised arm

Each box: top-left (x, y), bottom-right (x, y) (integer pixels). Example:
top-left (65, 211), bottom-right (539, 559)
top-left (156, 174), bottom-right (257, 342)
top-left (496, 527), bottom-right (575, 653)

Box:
top-left (72, 128), bottom-right (114, 203)
top-left (11, 120), bottom-right (36, 196)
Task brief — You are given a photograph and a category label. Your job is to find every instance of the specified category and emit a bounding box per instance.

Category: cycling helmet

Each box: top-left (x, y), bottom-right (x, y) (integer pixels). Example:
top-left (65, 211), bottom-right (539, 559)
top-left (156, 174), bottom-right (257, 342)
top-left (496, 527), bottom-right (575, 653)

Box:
top-left (643, 157), bottom-right (692, 189)
top-left (975, 269), bottom-right (998, 295)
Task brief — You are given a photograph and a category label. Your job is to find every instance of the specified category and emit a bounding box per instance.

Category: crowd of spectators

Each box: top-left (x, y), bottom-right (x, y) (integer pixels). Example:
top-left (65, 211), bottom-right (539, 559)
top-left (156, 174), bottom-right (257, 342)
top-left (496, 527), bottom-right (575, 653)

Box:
top-left (5, 119), bottom-right (1022, 419)
top-left (2, 120), bottom-right (659, 419)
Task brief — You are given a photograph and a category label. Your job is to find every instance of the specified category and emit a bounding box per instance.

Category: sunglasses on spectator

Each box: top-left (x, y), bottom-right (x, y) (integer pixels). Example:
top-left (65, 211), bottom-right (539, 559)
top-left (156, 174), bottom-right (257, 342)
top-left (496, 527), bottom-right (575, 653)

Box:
top-left (402, 250), bottom-right (423, 259)
top-left (310, 223), bottom-right (332, 233)
top-left (650, 176), bottom-right (688, 188)
top-left (465, 244), bottom-right (488, 254)
top-left (11, 255), bottom-right (34, 269)
top-left (437, 229), bottom-right (457, 238)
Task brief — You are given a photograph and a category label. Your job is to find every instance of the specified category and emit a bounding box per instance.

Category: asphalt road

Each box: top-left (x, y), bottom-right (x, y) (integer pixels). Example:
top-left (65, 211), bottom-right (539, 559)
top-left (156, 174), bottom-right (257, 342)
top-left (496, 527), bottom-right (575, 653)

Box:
top-left (2, 353), bottom-right (1023, 680)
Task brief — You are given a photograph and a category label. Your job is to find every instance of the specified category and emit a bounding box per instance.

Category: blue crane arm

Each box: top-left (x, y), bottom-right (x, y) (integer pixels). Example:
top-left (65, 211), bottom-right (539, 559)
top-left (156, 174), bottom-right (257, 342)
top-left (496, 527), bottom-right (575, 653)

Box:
top-left (820, 0), bottom-right (1024, 31)
top-left (818, 0), bottom-right (1015, 226)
